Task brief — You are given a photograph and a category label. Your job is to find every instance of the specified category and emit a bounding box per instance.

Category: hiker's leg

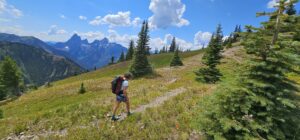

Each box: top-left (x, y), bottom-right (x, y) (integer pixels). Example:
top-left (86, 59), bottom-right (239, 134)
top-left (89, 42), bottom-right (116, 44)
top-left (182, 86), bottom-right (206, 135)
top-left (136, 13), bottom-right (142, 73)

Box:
top-left (112, 101), bottom-right (120, 116)
top-left (125, 97), bottom-right (130, 113)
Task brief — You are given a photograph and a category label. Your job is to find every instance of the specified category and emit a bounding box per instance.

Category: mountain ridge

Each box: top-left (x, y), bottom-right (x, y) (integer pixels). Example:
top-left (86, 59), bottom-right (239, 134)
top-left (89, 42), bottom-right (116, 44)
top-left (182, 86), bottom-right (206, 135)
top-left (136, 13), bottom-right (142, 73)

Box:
top-left (50, 34), bottom-right (127, 69)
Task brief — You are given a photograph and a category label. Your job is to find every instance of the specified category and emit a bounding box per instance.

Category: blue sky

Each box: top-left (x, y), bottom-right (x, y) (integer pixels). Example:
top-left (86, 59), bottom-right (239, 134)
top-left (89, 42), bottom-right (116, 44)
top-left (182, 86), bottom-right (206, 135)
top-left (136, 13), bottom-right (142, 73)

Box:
top-left (0, 0), bottom-right (299, 50)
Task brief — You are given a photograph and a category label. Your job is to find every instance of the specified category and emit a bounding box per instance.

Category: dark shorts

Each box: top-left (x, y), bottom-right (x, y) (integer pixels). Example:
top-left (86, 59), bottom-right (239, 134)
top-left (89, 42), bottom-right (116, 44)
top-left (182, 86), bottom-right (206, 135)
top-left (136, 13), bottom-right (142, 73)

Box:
top-left (116, 91), bottom-right (127, 102)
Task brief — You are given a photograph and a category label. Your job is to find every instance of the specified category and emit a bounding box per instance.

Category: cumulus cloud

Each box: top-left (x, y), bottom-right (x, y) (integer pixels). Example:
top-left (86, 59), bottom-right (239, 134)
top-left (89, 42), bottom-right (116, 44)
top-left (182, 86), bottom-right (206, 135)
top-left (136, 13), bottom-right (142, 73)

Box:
top-left (194, 31), bottom-right (212, 47)
top-left (78, 31), bottom-right (105, 42)
top-left (148, 0), bottom-right (189, 29)
top-left (132, 17), bottom-right (142, 27)
top-left (0, 0), bottom-right (23, 18)
top-left (102, 11), bottom-right (131, 27)
top-left (89, 16), bottom-right (101, 26)
top-left (107, 29), bottom-right (138, 47)
top-left (79, 15), bottom-right (87, 20)
top-left (89, 11), bottom-right (141, 27)
top-left (48, 25), bottom-right (67, 35)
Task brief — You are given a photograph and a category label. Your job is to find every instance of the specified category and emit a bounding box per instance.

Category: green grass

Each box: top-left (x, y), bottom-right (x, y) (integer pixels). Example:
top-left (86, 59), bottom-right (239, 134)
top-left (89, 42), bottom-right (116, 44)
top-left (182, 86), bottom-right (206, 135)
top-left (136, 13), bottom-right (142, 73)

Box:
top-left (0, 47), bottom-right (298, 139)
top-left (0, 50), bottom-right (204, 138)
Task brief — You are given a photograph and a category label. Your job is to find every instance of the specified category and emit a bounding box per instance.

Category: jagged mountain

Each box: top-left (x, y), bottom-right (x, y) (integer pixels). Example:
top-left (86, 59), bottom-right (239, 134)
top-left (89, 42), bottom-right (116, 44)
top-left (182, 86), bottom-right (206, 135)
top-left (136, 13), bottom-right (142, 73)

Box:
top-left (51, 34), bottom-right (127, 69)
top-left (0, 42), bottom-right (83, 86)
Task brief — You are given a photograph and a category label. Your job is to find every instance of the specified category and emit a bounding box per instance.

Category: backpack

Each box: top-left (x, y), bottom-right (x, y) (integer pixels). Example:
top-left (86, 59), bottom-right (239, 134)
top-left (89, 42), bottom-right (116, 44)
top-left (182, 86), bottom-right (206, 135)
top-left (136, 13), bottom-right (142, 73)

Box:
top-left (111, 76), bottom-right (124, 94)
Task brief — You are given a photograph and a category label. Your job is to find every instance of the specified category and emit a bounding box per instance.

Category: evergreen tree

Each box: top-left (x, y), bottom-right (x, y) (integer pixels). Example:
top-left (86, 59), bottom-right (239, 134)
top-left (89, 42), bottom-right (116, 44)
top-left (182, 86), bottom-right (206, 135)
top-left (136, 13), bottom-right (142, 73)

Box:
top-left (195, 1), bottom-right (300, 139)
top-left (78, 83), bottom-right (86, 94)
top-left (118, 51), bottom-right (125, 62)
top-left (286, 3), bottom-right (296, 15)
top-left (129, 21), bottom-right (153, 77)
top-left (195, 24), bottom-right (223, 83)
top-left (109, 56), bottom-right (115, 65)
top-left (144, 22), bottom-right (151, 55)
top-left (125, 40), bottom-right (135, 60)
top-left (0, 56), bottom-right (22, 96)
top-left (169, 37), bottom-right (176, 52)
top-left (170, 48), bottom-right (183, 66)
top-left (0, 85), bottom-right (6, 101)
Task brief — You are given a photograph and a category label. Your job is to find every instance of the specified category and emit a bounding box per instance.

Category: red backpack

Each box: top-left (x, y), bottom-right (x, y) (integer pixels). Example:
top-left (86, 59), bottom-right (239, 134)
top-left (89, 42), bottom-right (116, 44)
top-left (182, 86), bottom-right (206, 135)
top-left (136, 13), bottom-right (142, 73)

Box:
top-left (111, 76), bottom-right (124, 94)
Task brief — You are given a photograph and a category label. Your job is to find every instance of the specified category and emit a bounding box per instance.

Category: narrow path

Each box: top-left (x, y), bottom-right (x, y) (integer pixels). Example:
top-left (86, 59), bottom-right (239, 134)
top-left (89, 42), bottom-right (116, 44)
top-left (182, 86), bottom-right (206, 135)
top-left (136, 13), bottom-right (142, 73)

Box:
top-left (117, 87), bottom-right (187, 121)
top-left (4, 87), bottom-right (187, 140)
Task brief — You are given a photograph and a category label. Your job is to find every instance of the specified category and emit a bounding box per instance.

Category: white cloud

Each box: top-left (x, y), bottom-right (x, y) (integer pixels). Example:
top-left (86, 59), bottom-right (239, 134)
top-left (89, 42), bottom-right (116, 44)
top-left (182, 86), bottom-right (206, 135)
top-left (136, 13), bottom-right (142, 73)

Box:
top-left (149, 34), bottom-right (194, 51)
top-left (194, 31), bottom-right (212, 47)
top-left (60, 14), bottom-right (66, 19)
top-left (48, 25), bottom-right (67, 35)
top-left (102, 11), bottom-right (131, 27)
top-left (132, 17), bottom-right (142, 27)
top-left (89, 11), bottom-right (141, 27)
top-left (0, 0), bottom-right (23, 18)
top-left (78, 31), bottom-right (105, 42)
top-left (267, 0), bottom-right (278, 8)
top-left (107, 29), bottom-right (138, 47)
top-left (89, 16), bottom-right (102, 26)
top-left (148, 0), bottom-right (189, 29)
top-left (267, 0), bottom-right (291, 9)
top-left (79, 15), bottom-right (87, 20)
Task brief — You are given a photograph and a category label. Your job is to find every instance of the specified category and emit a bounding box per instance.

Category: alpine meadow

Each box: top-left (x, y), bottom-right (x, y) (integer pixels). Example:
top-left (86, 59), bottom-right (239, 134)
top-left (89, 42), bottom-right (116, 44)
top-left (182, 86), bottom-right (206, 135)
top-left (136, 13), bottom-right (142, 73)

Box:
top-left (0, 0), bottom-right (299, 140)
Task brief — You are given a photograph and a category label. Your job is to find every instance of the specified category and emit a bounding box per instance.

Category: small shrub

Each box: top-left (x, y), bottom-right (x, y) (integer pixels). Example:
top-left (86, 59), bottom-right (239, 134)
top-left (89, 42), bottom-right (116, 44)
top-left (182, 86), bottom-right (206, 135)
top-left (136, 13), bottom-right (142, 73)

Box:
top-left (78, 83), bottom-right (86, 94)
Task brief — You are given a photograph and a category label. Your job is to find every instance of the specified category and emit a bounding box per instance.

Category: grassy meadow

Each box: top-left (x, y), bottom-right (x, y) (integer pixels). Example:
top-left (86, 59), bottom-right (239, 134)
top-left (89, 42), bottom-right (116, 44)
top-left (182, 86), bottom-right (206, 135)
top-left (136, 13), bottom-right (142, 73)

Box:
top-left (0, 47), bottom-right (299, 139)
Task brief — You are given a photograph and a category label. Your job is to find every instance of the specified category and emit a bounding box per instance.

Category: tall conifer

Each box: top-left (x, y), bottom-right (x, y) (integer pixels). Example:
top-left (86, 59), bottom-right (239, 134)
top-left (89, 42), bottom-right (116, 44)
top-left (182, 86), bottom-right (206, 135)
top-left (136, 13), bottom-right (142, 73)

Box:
top-left (195, 24), bottom-right (223, 83)
top-left (126, 40), bottom-right (135, 60)
top-left (195, 1), bottom-right (300, 139)
top-left (129, 21), bottom-right (153, 77)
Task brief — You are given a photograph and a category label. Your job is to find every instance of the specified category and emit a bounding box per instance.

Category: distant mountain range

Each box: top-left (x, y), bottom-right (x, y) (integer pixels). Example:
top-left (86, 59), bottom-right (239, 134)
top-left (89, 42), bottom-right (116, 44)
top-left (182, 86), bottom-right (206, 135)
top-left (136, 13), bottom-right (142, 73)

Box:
top-left (0, 42), bottom-right (83, 86)
top-left (0, 33), bottom-right (127, 85)
top-left (50, 34), bottom-right (127, 69)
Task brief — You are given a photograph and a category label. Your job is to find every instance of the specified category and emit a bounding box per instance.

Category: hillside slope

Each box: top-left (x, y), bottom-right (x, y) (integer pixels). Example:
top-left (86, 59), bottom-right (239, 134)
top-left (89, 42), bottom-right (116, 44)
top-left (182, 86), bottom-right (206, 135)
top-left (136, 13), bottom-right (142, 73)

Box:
top-left (0, 42), bottom-right (83, 86)
top-left (0, 47), bottom-right (298, 139)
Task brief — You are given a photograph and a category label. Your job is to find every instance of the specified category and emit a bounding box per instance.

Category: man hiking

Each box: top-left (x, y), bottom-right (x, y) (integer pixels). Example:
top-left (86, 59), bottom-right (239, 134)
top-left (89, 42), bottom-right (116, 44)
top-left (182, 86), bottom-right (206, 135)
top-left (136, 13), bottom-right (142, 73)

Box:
top-left (111, 73), bottom-right (133, 121)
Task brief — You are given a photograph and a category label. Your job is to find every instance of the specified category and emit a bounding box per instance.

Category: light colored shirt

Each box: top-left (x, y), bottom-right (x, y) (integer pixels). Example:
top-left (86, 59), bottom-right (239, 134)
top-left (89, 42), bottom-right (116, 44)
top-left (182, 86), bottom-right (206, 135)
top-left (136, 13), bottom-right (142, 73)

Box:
top-left (121, 80), bottom-right (128, 91)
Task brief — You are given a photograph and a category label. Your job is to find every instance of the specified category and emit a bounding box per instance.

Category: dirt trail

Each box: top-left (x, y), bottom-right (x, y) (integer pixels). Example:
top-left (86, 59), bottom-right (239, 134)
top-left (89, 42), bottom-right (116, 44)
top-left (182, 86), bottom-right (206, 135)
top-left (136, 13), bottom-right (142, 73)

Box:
top-left (3, 47), bottom-right (243, 139)
top-left (117, 87), bottom-right (187, 121)
top-left (222, 46), bottom-right (243, 63)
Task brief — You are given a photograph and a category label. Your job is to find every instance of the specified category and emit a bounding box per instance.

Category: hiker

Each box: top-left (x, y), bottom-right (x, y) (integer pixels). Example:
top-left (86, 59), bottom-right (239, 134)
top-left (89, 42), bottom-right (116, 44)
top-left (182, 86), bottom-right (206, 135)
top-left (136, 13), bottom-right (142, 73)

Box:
top-left (111, 73), bottom-right (133, 121)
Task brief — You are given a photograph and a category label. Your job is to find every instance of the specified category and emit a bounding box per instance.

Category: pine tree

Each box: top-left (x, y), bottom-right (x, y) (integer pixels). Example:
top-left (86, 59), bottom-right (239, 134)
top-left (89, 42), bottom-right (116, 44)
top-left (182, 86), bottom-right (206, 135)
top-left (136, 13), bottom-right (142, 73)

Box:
top-left (0, 85), bottom-right (6, 101)
top-left (78, 83), bottom-right (86, 94)
top-left (0, 56), bottom-right (22, 97)
top-left (169, 37), bottom-right (176, 52)
top-left (118, 51), bottom-right (125, 62)
top-left (195, 1), bottom-right (300, 139)
top-left (125, 40), bottom-right (135, 60)
top-left (195, 24), bottom-right (223, 83)
top-left (170, 48), bottom-right (183, 66)
top-left (109, 56), bottom-right (115, 65)
top-left (144, 22), bottom-right (151, 55)
top-left (129, 21), bottom-right (153, 77)
top-left (286, 3), bottom-right (296, 15)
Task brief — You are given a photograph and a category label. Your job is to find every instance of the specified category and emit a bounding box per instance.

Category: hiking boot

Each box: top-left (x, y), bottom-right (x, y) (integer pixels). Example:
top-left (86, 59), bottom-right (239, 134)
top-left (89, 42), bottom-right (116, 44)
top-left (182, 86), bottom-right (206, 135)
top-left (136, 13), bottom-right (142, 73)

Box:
top-left (111, 115), bottom-right (119, 121)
